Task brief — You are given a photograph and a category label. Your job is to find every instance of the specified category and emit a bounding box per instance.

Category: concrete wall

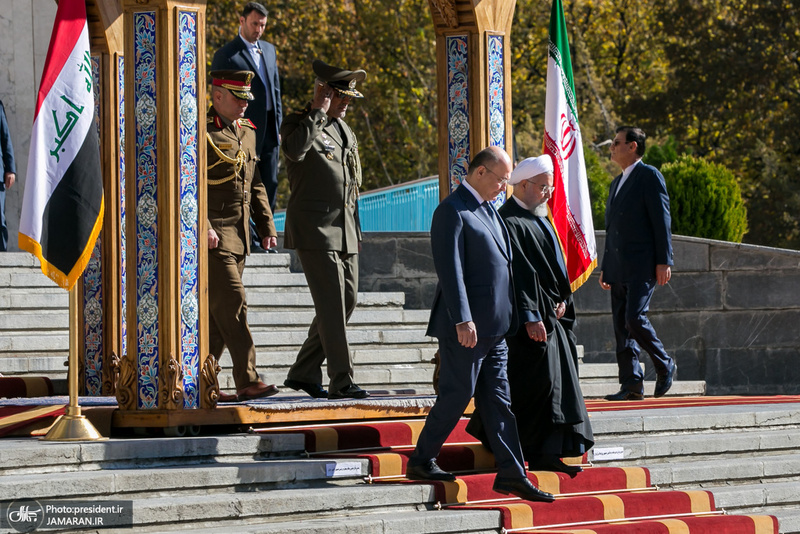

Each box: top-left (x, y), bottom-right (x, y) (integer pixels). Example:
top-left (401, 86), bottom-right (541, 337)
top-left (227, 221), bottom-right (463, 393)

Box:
top-left (353, 232), bottom-right (800, 396)
top-left (0, 0), bottom-right (57, 251)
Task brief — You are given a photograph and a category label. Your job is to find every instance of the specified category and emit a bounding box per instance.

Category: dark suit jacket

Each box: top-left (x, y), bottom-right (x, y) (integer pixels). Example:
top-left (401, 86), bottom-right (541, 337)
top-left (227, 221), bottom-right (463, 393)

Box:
top-left (211, 37), bottom-right (282, 154)
top-left (0, 100), bottom-right (15, 182)
top-left (426, 184), bottom-right (515, 340)
top-left (281, 106), bottom-right (361, 254)
top-left (601, 161), bottom-right (673, 283)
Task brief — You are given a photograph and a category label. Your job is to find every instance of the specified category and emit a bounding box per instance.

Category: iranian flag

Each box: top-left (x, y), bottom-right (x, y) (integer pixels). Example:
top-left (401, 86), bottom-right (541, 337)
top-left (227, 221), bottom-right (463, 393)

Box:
top-left (543, 0), bottom-right (596, 291)
top-left (18, 0), bottom-right (103, 291)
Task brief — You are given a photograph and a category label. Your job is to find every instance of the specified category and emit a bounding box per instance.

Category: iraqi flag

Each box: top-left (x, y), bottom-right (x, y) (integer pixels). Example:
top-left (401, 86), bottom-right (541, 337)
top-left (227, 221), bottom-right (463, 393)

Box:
top-left (18, 0), bottom-right (103, 291)
top-left (542, 0), bottom-right (596, 291)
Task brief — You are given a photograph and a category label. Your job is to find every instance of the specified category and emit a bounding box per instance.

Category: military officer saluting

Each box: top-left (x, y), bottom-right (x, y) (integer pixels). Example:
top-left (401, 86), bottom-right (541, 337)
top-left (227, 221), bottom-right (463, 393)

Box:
top-left (281, 59), bottom-right (368, 400)
top-left (207, 70), bottom-right (278, 402)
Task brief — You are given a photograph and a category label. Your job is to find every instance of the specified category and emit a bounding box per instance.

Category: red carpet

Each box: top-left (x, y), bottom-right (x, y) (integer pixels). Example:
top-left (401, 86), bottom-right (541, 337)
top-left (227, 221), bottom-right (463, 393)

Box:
top-left (0, 377), bottom-right (54, 398)
top-left (258, 401), bottom-right (782, 534)
top-left (586, 395), bottom-right (800, 412)
top-left (0, 405), bottom-right (65, 437)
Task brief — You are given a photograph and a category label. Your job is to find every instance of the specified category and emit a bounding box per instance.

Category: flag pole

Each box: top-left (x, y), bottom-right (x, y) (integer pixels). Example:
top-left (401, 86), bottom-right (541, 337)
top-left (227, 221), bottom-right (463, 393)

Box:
top-left (41, 285), bottom-right (106, 441)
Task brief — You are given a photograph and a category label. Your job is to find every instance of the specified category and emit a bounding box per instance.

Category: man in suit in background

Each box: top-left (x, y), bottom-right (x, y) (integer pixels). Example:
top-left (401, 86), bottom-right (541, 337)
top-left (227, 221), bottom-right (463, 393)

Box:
top-left (405, 146), bottom-right (554, 503)
top-left (280, 60), bottom-right (368, 401)
top-left (0, 100), bottom-right (16, 251)
top-left (211, 2), bottom-right (282, 215)
top-left (599, 126), bottom-right (677, 401)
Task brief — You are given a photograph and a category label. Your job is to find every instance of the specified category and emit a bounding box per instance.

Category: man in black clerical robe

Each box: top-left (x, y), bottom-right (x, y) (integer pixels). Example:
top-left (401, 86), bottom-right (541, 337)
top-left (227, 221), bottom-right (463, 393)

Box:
top-left (466, 155), bottom-right (594, 475)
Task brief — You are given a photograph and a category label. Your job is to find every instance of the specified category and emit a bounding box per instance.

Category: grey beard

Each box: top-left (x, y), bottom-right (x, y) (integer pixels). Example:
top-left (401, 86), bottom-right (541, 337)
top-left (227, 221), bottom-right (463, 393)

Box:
top-left (532, 202), bottom-right (549, 218)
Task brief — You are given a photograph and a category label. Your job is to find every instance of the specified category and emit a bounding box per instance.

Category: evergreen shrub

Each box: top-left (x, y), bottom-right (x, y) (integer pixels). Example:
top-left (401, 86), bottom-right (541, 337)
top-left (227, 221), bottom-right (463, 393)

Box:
top-left (661, 155), bottom-right (748, 242)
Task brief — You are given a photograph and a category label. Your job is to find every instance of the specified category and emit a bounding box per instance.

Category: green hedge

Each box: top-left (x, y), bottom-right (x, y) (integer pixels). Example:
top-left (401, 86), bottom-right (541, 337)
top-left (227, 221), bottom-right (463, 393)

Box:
top-left (661, 155), bottom-right (748, 242)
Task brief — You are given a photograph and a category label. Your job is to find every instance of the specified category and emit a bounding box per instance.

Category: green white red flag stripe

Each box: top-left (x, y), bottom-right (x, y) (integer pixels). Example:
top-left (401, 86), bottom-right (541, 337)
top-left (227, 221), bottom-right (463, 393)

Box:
top-left (18, 0), bottom-right (103, 291)
top-left (543, 0), bottom-right (597, 291)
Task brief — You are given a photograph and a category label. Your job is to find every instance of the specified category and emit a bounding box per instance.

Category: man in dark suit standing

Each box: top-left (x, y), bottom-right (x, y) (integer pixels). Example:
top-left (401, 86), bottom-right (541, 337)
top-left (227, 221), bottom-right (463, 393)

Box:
top-left (211, 2), bottom-right (282, 214)
top-left (599, 126), bottom-right (677, 401)
top-left (0, 99), bottom-right (16, 251)
top-left (280, 60), bottom-right (368, 400)
top-left (405, 146), bottom-right (554, 503)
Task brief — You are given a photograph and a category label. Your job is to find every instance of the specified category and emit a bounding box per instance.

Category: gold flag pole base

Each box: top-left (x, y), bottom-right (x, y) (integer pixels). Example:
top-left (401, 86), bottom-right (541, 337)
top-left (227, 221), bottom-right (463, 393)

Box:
top-left (41, 285), bottom-right (108, 442)
top-left (42, 407), bottom-right (108, 441)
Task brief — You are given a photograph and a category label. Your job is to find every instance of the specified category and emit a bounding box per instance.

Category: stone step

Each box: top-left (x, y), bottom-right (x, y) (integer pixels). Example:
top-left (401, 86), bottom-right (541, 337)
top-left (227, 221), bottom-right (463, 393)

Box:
top-left (0, 434), bottom-right (305, 476)
top-left (0, 290), bottom-right (68, 309)
top-left (768, 508), bottom-right (800, 534)
top-left (246, 290), bottom-right (406, 309)
top-left (646, 453), bottom-right (800, 488)
top-left (0, 326), bottom-right (435, 355)
top-left (590, 427), bottom-right (800, 466)
top-left (580, 380), bottom-right (706, 398)
top-left (710, 481), bottom-right (800, 516)
top-left (0, 459), bottom-right (370, 502)
top-left (0, 310), bottom-right (68, 330)
top-left (175, 508), bottom-right (500, 534)
top-left (589, 402), bottom-right (800, 440)
top-left (246, 308), bottom-right (431, 327)
top-left (0, 307), bottom-right (429, 332)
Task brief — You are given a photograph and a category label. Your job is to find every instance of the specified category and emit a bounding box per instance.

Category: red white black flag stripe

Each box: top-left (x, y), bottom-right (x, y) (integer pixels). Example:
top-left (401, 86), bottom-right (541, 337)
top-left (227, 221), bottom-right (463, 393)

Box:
top-left (19, 0), bottom-right (103, 291)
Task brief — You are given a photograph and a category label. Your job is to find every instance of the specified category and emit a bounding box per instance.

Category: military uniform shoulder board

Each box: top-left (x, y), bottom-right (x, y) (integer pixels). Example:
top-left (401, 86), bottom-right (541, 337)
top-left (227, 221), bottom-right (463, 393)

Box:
top-left (237, 118), bottom-right (256, 129)
top-left (209, 115), bottom-right (224, 129)
top-left (294, 103), bottom-right (312, 116)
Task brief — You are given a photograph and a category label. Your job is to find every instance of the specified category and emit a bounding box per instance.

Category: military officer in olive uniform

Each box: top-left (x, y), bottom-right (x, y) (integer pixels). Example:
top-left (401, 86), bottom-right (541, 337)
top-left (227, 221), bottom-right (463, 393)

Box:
top-left (281, 59), bottom-right (369, 400)
top-left (207, 70), bottom-right (279, 402)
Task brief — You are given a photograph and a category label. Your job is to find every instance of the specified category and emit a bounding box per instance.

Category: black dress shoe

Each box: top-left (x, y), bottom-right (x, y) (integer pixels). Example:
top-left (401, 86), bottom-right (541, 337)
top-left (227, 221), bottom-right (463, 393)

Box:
top-left (654, 362), bottom-right (677, 398)
top-left (328, 384), bottom-right (370, 399)
top-left (492, 476), bottom-right (555, 502)
top-left (604, 389), bottom-right (644, 401)
top-left (406, 460), bottom-right (456, 482)
top-left (528, 455), bottom-right (583, 475)
top-left (284, 379), bottom-right (328, 399)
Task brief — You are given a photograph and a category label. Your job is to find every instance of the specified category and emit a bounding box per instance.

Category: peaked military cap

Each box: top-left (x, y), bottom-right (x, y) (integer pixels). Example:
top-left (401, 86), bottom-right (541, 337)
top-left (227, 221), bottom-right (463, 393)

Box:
top-left (210, 70), bottom-right (255, 100)
top-left (313, 59), bottom-right (366, 98)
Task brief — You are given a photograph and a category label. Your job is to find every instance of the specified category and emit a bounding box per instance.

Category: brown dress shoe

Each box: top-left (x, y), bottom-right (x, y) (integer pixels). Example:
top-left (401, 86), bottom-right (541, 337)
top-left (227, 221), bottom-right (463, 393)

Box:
top-left (218, 391), bottom-right (239, 403)
top-left (237, 382), bottom-right (279, 401)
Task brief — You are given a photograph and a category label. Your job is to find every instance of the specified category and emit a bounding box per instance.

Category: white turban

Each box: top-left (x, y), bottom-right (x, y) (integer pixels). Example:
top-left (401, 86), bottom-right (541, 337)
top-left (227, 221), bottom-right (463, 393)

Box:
top-left (509, 155), bottom-right (554, 185)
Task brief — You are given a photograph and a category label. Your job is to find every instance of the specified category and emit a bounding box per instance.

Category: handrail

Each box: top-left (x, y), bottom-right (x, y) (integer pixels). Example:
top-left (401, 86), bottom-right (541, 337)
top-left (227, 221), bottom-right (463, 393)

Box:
top-left (273, 177), bottom-right (440, 233)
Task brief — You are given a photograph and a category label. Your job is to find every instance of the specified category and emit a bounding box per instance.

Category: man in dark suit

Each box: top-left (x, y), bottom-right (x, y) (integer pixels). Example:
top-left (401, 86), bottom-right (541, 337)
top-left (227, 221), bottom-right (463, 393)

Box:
top-left (0, 99), bottom-right (16, 251)
top-left (280, 60), bottom-right (368, 400)
top-left (406, 146), bottom-right (554, 503)
top-left (206, 70), bottom-right (279, 402)
top-left (467, 155), bottom-right (594, 475)
top-left (211, 2), bottom-right (282, 214)
top-left (599, 126), bottom-right (677, 401)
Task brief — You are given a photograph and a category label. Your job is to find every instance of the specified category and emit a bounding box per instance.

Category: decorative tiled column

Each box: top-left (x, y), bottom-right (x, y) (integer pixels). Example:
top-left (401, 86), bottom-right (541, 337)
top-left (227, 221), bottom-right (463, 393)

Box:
top-left (75, 4), bottom-right (125, 397)
top-left (429, 0), bottom-right (515, 201)
top-left (116, 0), bottom-right (210, 413)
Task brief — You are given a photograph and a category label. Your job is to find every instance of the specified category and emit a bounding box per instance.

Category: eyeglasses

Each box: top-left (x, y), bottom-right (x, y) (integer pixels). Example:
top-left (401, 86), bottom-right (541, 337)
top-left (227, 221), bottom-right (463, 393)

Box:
top-left (484, 166), bottom-right (510, 186)
top-left (528, 181), bottom-right (555, 194)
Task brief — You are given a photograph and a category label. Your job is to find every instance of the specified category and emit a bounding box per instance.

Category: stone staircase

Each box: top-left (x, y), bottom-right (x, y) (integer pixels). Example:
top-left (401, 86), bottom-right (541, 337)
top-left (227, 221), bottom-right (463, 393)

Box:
top-left (0, 251), bottom-right (705, 397)
top-left (1, 401), bottom-right (798, 532)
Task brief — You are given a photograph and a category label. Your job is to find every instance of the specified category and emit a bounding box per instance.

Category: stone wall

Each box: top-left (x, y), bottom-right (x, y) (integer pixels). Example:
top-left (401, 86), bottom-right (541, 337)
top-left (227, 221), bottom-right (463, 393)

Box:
top-left (0, 0), bottom-right (57, 251)
top-left (352, 232), bottom-right (800, 395)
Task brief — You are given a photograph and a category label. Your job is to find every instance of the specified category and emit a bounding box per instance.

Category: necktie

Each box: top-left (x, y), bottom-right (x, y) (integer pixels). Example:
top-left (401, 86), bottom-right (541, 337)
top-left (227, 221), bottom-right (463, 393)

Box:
top-left (483, 202), bottom-right (504, 242)
top-left (251, 45), bottom-right (265, 79)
